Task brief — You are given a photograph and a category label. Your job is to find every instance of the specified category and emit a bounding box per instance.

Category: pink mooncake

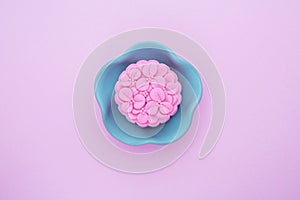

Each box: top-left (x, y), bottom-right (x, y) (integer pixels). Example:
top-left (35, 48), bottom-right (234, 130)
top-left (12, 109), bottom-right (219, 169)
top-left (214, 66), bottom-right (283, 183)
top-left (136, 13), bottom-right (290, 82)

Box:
top-left (114, 60), bottom-right (182, 127)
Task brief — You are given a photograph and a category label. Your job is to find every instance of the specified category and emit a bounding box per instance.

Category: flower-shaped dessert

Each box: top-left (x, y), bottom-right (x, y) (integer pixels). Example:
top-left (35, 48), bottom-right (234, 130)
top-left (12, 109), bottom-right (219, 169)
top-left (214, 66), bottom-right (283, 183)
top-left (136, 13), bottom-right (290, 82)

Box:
top-left (114, 60), bottom-right (182, 127)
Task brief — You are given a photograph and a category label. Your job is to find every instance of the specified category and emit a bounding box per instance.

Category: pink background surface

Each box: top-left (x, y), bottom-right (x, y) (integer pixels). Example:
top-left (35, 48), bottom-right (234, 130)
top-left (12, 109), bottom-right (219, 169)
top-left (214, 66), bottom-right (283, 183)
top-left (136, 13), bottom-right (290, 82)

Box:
top-left (0, 0), bottom-right (299, 199)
